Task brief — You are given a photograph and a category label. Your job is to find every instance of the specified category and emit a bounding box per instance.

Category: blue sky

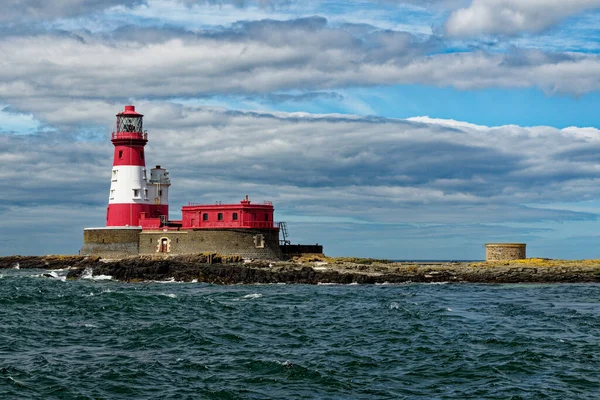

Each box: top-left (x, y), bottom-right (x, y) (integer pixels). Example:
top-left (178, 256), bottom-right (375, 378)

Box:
top-left (2, 0), bottom-right (600, 259)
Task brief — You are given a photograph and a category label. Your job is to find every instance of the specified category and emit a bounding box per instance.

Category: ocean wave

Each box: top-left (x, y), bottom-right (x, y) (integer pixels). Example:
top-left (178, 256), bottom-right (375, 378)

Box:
top-left (241, 293), bottom-right (263, 299)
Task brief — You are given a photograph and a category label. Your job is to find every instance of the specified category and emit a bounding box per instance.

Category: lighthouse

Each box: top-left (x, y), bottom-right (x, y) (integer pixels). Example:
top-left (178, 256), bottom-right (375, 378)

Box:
top-left (106, 105), bottom-right (170, 226)
top-left (83, 104), bottom-right (322, 260)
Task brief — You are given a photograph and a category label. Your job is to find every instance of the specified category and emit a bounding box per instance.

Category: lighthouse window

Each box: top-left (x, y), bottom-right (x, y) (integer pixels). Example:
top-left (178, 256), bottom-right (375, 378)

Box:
top-left (203, 213), bottom-right (209, 221)
top-left (133, 189), bottom-right (140, 198)
top-left (119, 150), bottom-right (123, 159)
top-left (159, 190), bottom-right (163, 196)
top-left (112, 170), bottom-right (118, 181)
top-left (110, 189), bottom-right (115, 199)
top-left (118, 116), bottom-right (143, 133)
top-left (218, 213), bottom-right (223, 221)
top-left (232, 213), bottom-right (238, 221)
top-left (265, 214), bottom-right (269, 221)
top-left (144, 189), bottom-right (148, 200)
top-left (140, 150), bottom-right (144, 160)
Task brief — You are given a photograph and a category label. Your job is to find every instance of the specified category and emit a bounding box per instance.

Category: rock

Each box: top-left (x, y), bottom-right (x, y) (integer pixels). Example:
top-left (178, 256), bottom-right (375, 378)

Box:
top-left (2, 255), bottom-right (600, 284)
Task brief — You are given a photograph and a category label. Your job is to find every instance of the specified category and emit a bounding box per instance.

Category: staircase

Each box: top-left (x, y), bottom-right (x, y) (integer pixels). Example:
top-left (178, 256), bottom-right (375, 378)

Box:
top-left (278, 222), bottom-right (290, 245)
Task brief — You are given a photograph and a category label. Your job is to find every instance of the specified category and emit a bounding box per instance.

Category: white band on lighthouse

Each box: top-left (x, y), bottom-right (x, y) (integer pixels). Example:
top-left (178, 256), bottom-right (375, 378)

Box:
top-left (108, 166), bottom-right (152, 204)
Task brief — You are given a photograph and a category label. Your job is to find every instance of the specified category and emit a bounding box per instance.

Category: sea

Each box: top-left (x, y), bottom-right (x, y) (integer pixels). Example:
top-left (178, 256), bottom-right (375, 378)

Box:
top-left (1, 268), bottom-right (599, 399)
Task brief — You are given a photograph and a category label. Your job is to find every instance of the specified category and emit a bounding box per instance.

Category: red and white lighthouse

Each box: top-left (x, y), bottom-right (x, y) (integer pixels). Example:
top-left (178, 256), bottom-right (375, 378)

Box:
top-left (106, 105), bottom-right (170, 226)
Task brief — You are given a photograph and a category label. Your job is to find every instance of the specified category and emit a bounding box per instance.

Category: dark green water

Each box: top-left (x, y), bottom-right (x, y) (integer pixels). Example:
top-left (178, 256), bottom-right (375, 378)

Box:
top-left (1, 269), bottom-right (599, 399)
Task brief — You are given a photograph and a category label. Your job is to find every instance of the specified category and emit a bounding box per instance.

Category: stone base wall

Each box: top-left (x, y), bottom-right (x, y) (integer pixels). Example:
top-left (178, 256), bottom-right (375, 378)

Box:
top-left (139, 229), bottom-right (282, 260)
top-left (485, 243), bottom-right (526, 261)
top-left (81, 228), bottom-right (141, 259)
top-left (281, 244), bottom-right (324, 259)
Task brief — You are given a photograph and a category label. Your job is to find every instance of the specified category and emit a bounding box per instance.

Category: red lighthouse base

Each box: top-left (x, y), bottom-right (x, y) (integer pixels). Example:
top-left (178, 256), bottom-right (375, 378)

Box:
top-left (107, 204), bottom-right (168, 227)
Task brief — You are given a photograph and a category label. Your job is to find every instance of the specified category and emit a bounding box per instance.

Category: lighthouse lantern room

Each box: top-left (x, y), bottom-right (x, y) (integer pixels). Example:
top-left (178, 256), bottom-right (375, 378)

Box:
top-left (106, 105), bottom-right (170, 227)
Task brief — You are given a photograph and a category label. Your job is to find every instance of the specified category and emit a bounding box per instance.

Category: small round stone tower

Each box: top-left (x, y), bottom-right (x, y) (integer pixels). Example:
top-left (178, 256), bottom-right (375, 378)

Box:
top-left (485, 243), bottom-right (526, 261)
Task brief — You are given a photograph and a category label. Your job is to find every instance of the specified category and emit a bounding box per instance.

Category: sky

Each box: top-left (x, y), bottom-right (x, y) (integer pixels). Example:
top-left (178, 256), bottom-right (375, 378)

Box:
top-left (2, 0), bottom-right (600, 259)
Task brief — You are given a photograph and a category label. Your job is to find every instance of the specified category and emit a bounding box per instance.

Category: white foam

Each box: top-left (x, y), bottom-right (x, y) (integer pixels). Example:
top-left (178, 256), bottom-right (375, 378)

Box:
top-left (313, 267), bottom-right (327, 270)
top-left (84, 323), bottom-right (97, 328)
top-left (92, 274), bottom-right (113, 281)
top-left (161, 293), bottom-right (177, 298)
top-left (149, 278), bottom-right (183, 283)
top-left (276, 360), bottom-right (294, 368)
top-left (80, 267), bottom-right (113, 281)
top-left (47, 271), bottom-right (67, 282)
top-left (191, 279), bottom-right (198, 283)
top-left (242, 293), bottom-right (262, 299)
top-left (13, 263), bottom-right (19, 269)
top-left (389, 302), bottom-right (400, 309)
top-left (81, 267), bottom-right (93, 279)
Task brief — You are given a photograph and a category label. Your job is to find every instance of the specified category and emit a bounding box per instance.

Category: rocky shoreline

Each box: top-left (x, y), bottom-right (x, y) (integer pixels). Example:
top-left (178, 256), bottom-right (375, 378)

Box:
top-left (2, 254), bottom-right (600, 284)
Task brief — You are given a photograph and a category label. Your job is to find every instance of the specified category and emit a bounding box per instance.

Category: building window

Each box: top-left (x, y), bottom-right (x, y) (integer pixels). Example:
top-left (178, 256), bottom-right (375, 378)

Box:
top-left (265, 213), bottom-right (269, 221)
top-left (133, 189), bottom-right (140, 198)
top-left (203, 213), bottom-right (208, 221)
top-left (144, 189), bottom-right (148, 200)
top-left (158, 190), bottom-right (163, 196)
top-left (218, 213), bottom-right (223, 221)
top-left (232, 213), bottom-right (238, 221)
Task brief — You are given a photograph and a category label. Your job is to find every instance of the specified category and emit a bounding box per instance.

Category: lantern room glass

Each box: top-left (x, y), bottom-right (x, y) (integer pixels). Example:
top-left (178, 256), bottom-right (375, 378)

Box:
top-left (118, 116), bottom-right (143, 133)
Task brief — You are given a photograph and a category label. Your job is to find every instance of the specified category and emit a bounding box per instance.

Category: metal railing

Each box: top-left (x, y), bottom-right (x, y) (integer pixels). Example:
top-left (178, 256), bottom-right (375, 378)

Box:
top-left (111, 131), bottom-right (148, 140)
top-left (186, 201), bottom-right (273, 207)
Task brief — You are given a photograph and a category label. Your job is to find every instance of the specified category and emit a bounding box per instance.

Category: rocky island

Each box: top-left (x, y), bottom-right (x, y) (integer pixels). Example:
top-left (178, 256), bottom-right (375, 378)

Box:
top-left (2, 255), bottom-right (600, 284)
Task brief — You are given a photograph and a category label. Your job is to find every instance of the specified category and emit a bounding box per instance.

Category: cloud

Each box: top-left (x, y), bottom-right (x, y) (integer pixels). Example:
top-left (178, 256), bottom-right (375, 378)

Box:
top-left (0, 0), bottom-right (145, 22)
top-left (1, 20), bottom-right (600, 121)
top-left (177, 0), bottom-right (291, 6)
top-left (445, 0), bottom-right (600, 37)
top-left (4, 104), bottom-right (600, 220)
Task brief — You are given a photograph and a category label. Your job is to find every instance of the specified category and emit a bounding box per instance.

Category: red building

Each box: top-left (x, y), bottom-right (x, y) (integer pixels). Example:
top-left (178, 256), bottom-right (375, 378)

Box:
top-left (180, 196), bottom-right (275, 229)
top-left (139, 196), bottom-right (276, 231)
